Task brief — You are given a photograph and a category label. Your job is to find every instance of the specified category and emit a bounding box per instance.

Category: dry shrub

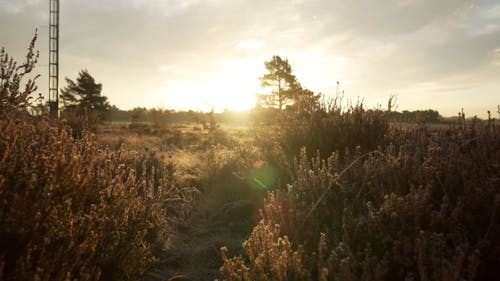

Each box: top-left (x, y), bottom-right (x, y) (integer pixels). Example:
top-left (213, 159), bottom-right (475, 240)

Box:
top-left (0, 32), bottom-right (39, 112)
top-left (252, 98), bottom-right (393, 187)
top-left (220, 219), bottom-right (307, 281)
top-left (0, 112), bottom-right (193, 280)
top-left (0, 113), bottom-right (193, 280)
top-left (1, 36), bottom-right (193, 280)
top-left (221, 116), bottom-right (499, 280)
top-left (61, 111), bottom-right (102, 138)
top-left (276, 97), bottom-right (392, 158)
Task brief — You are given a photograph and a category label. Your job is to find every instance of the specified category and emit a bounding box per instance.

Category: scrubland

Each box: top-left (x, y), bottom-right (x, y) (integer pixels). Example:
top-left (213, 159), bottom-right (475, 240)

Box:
top-left (1, 39), bottom-right (499, 281)
top-left (2, 104), bottom-right (498, 281)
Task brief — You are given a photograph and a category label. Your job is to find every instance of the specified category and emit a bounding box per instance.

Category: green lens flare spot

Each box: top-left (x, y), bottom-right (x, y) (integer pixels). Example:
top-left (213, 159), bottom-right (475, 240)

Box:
top-left (246, 162), bottom-right (278, 190)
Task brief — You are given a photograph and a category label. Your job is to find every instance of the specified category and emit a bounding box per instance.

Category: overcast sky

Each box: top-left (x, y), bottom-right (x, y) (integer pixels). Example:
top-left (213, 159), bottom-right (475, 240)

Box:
top-left (1, 0), bottom-right (499, 116)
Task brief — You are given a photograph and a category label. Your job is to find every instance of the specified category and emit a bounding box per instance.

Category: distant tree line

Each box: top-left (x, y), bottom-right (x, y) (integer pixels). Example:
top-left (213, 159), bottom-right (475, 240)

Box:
top-left (54, 58), bottom-right (451, 128)
top-left (107, 106), bottom-right (251, 126)
top-left (389, 109), bottom-right (445, 123)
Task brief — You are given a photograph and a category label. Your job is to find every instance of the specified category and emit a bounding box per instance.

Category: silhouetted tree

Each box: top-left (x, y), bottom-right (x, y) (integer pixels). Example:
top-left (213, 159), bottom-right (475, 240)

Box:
top-left (60, 70), bottom-right (109, 120)
top-left (259, 55), bottom-right (300, 110)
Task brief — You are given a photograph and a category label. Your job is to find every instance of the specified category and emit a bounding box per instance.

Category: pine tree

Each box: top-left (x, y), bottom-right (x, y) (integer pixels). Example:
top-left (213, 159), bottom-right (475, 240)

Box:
top-left (60, 70), bottom-right (110, 119)
top-left (259, 55), bottom-right (300, 110)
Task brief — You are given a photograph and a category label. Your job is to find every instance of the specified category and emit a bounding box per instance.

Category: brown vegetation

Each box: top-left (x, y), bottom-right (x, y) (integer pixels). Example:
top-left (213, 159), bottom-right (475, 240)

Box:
top-left (221, 103), bottom-right (499, 281)
top-left (0, 37), bottom-right (194, 281)
top-left (1, 38), bottom-right (498, 281)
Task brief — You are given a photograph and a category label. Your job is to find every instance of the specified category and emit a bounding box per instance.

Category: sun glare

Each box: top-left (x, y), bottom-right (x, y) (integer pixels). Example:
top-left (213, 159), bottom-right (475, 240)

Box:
top-left (164, 59), bottom-right (262, 112)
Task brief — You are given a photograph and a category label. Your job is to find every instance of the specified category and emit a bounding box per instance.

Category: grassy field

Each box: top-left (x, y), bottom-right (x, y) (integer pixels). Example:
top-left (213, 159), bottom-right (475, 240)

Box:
top-left (94, 122), bottom-right (266, 280)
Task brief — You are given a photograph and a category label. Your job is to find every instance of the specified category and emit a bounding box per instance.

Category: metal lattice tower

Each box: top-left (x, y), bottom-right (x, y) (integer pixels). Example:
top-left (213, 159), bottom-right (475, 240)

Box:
top-left (48, 0), bottom-right (59, 119)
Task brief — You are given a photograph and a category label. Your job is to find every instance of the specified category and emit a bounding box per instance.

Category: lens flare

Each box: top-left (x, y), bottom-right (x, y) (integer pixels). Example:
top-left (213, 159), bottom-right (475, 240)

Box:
top-left (246, 161), bottom-right (278, 190)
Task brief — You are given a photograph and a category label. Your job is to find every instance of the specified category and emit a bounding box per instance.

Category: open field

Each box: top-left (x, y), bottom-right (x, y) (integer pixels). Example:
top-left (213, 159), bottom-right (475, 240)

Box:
top-left (3, 102), bottom-right (498, 281)
top-left (1, 31), bottom-right (499, 281)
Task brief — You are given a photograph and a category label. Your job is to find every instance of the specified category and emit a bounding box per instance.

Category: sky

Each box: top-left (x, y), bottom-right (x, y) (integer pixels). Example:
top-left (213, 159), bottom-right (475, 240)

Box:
top-left (1, 0), bottom-right (499, 116)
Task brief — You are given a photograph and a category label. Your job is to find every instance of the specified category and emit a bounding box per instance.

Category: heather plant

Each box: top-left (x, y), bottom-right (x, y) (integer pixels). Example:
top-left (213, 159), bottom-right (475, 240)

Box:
top-left (0, 114), bottom-right (194, 281)
top-left (221, 113), bottom-right (499, 280)
top-left (0, 36), bottom-right (193, 281)
top-left (249, 97), bottom-right (393, 194)
top-left (61, 110), bottom-right (102, 138)
top-left (220, 220), bottom-right (307, 281)
top-left (275, 96), bottom-right (393, 158)
top-left (0, 32), bottom-right (40, 113)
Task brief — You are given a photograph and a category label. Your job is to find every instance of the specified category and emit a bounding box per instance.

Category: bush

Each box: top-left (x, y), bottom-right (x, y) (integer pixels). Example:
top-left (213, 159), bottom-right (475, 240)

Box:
top-left (221, 116), bottom-right (499, 280)
top-left (0, 114), bottom-right (193, 280)
top-left (276, 97), bottom-right (392, 158)
top-left (0, 32), bottom-right (40, 113)
top-left (251, 98), bottom-right (393, 188)
top-left (61, 110), bottom-right (102, 138)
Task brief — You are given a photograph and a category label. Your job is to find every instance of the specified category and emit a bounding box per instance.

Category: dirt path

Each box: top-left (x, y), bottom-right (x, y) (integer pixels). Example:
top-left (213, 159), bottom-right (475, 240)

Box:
top-left (142, 177), bottom-right (263, 281)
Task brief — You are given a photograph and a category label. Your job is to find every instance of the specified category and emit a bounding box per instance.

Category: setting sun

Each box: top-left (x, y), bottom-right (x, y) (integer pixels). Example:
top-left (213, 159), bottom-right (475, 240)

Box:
top-left (162, 59), bottom-right (263, 112)
top-left (203, 60), bottom-right (262, 112)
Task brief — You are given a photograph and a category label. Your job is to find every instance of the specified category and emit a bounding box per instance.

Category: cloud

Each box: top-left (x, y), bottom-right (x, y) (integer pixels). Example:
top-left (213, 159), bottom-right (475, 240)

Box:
top-left (0, 0), bottom-right (43, 14)
top-left (1, 0), bottom-right (498, 115)
top-left (235, 39), bottom-right (264, 52)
